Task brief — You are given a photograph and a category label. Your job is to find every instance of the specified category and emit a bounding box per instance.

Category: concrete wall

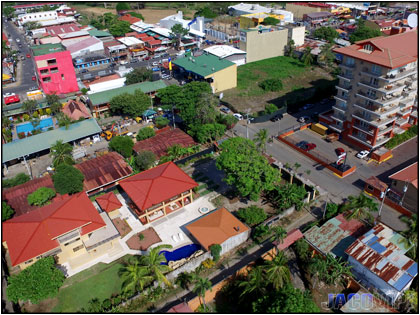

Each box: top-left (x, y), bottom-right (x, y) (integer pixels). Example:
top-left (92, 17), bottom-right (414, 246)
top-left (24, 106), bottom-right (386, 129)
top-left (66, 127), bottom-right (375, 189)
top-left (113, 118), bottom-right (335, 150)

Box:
top-left (392, 180), bottom-right (418, 211)
top-left (226, 54), bottom-right (246, 66)
top-left (166, 252), bottom-right (212, 282)
top-left (240, 28), bottom-right (288, 63)
top-left (220, 230), bottom-right (251, 255)
top-left (289, 26), bottom-right (305, 46)
top-left (205, 64), bottom-right (237, 92)
top-left (285, 3), bottom-right (326, 19)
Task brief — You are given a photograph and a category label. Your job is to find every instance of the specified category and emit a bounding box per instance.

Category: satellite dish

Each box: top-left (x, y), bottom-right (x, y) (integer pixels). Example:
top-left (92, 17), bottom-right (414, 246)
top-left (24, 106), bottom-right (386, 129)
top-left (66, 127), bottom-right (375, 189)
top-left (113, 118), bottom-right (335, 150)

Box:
top-left (407, 13), bottom-right (418, 28)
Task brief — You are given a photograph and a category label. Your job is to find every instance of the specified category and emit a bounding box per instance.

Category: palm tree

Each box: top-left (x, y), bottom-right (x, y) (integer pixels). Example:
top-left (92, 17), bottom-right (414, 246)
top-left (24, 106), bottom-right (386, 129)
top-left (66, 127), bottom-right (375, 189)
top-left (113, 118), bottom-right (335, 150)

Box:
top-left (57, 113), bottom-right (72, 130)
top-left (139, 244), bottom-right (173, 287)
top-left (175, 272), bottom-right (196, 290)
top-left (22, 100), bottom-right (37, 116)
top-left (263, 251), bottom-right (290, 290)
top-left (253, 128), bottom-right (269, 153)
top-left (192, 276), bottom-right (212, 311)
top-left (308, 255), bottom-right (328, 288)
top-left (285, 39), bottom-right (295, 57)
top-left (399, 214), bottom-right (418, 260)
top-left (170, 24), bottom-right (189, 50)
top-left (119, 258), bottom-right (154, 293)
top-left (301, 47), bottom-right (314, 66)
top-left (167, 144), bottom-right (184, 161)
top-left (270, 226), bottom-right (287, 244)
top-left (238, 266), bottom-right (266, 298)
top-left (50, 140), bottom-right (74, 168)
top-left (341, 193), bottom-right (378, 222)
top-left (318, 43), bottom-right (335, 67)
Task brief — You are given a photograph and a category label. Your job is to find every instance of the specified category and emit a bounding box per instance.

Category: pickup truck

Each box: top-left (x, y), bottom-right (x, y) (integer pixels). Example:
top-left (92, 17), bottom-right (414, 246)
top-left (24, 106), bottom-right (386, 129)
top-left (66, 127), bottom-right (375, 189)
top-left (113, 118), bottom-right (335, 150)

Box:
top-left (325, 133), bottom-right (339, 142)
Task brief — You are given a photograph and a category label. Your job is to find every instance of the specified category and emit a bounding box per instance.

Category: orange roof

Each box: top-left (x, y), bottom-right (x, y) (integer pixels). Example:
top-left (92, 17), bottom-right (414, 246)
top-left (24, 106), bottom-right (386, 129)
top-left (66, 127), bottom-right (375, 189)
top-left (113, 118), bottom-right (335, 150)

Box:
top-left (96, 192), bottom-right (122, 213)
top-left (274, 228), bottom-right (303, 251)
top-left (3, 192), bottom-right (106, 266)
top-left (389, 162), bottom-right (418, 189)
top-left (118, 14), bottom-right (142, 24)
top-left (334, 31), bottom-right (418, 69)
top-left (62, 100), bottom-right (91, 120)
top-left (186, 208), bottom-right (250, 250)
top-left (83, 74), bottom-right (120, 87)
top-left (119, 162), bottom-right (198, 211)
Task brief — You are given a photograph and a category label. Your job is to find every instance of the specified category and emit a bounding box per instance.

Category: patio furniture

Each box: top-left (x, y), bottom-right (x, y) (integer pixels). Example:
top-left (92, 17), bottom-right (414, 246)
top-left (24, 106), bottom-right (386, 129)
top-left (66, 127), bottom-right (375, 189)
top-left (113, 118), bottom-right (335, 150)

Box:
top-left (178, 232), bottom-right (184, 241)
top-left (172, 234), bottom-right (179, 243)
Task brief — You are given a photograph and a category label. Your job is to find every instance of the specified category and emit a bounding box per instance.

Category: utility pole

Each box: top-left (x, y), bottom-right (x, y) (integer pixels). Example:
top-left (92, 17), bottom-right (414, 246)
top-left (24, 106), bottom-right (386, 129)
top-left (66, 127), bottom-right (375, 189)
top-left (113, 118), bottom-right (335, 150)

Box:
top-left (22, 155), bottom-right (32, 179)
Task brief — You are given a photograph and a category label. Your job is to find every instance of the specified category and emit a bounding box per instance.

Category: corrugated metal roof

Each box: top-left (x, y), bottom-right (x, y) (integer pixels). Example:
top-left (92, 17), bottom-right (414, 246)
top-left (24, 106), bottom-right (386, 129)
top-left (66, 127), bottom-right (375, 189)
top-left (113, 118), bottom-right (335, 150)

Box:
top-left (2, 119), bottom-right (102, 162)
top-left (88, 80), bottom-right (167, 106)
top-left (345, 223), bottom-right (418, 292)
top-left (173, 53), bottom-right (236, 78)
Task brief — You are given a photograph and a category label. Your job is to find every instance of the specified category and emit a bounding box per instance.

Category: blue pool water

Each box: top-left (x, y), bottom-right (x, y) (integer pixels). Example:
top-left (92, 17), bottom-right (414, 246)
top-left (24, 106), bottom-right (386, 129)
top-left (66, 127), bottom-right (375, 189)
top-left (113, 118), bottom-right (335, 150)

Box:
top-left (160, 244), bottom-right (202, 264)
top-left (16, 117), bottom-right (54, 135)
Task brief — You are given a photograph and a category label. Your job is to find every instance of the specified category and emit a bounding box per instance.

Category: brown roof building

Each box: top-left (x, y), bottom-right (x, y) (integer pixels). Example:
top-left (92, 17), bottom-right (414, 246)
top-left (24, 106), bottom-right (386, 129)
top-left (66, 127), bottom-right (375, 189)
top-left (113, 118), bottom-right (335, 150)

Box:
top-left (133, 128), bottom-right (196, 157)
top-left (62, 100), bottom-right (91, 120)
top-left (186, 208), bottom-right (250, 254)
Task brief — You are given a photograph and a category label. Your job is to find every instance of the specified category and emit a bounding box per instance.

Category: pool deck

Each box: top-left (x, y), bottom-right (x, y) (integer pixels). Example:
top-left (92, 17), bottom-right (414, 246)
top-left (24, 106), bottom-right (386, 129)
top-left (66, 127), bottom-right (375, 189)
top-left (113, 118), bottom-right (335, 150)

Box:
top-left (12, 116), bottom-right (58, 141)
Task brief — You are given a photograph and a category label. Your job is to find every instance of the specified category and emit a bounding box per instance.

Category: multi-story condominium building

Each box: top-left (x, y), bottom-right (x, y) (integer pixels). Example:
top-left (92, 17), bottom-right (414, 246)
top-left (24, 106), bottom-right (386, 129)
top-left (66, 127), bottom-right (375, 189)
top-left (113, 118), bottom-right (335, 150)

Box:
top-left (328, 31), bottom-right (418, 150)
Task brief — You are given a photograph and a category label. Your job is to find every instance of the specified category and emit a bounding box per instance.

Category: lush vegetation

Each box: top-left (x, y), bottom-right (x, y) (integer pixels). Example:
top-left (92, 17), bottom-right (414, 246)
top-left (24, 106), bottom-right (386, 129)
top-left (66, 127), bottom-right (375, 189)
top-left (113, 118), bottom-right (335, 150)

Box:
top-left (236, 205), bottom-right (267, 226)
top-left (109, 90), bottom-right (150, 118)
top-left (262, 16), bottom-right (279, 25)
top-left (259, 78), bottom-right (283, 92)
top-left (108, 136), bottom-right (134, 158)
top-left (127, 12), bottom-right (144, 20)
top-left (194, 6), bottom-right (218, 18)
top-left (135, 151), bottom-right (157, 171)
top-left (27, 187), bottom-right (56, 206)
top-left (125, 68), bottom-right (153, 85)
top-left (50, 140), bottom-right (74, 168)
top-left (308, 254), bottom-right (353, 288)
top-left (349, 19), bottom-right (383, 43)
top-left (136, 127), bottom-right (155, 141)
top-left (385, 125), bottom-right (418, 149)
top-left (155, 116), bottom-right (169, 128)
top-left (266, 183), bottom-right (307, 212)
top-left (400, 214), bottom-right (418, 260)
top-left (313, 26), bottom-right (339, 43)
top-left (159, 144), bottom-right (201, 163)
top-left (2, 201), bottom-right (14, 221)
top-left (216, 137), bottom-right (278, 201)
top-left (2, 172), bottom-right (30, 188)
top-left (52, 164), bottom-right (85, 195)
top-left (341, 193), bottom-right (378, 222)
top-left (188, 123), bottom-right (226, 144)
top-left (209, 244), bottom-right (222, 262)
top-left (7, 257), bottom-right (65, 304)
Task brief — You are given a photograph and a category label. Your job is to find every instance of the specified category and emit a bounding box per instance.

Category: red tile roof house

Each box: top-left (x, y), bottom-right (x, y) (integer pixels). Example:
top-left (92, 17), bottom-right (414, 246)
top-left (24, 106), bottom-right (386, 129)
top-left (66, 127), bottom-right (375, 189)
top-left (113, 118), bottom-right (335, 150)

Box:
top-left (388, 162), bottom-right (418, 211)
top-left (96, 191), bottom-right (122, 219)
top-left (133, 127), bottom-right (196, 158)
top-left (62, 100), bottom-right (91, 121)
top-left (119, 161), bottom-right (198, 224)
top-left (119, 13), bottom-right (142, 24)
top-left (34, 50), bottom-right (79, 95)
top-left (2, 192), bottom-right (121, 273)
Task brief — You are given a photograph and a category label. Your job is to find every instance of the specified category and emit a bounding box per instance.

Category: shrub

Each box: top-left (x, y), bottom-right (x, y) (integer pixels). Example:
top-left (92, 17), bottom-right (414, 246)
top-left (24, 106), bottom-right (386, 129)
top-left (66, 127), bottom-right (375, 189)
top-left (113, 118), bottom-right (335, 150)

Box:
top-left (23, 114), bottom-right (30, 121)
top-left (45, 108), bottom-right (51, 115)
top-left (52, 164), bottom-right (85, 195)
top-left (155, 116), bottom-right (169, 128)
top-left (259, 79), bottom-right (283, 92)
top-left (32, 111), bottom-right (39, 118)
top-left (236, 205), bottom-right (267, 226)
top-left (38, 108), bottom-right (44, 116)
top-left (385, 125), bottom-right (418, 149)
top-left (2, 173), bottom-right (31, 188)
top-left (27, 187), bottom-right (56, 206)
top-left (135, 151), bottom-right (156, 171)
top-left (209, 244), bottom-right (222, 262)
top-left (108, 136), bottom-right (134, 158)
top-left (325, 203), bottom-right (339, 220)
top-left (81, 88), bottom-right (88, 95)
top-left (252, 225), bottom-right (270, 240)
top-left (201, 258), bottom-right (215, 269)
top-left (18, 132), bottom-right (26, 139)
top-left (136, 127), bottom-right (155, 141)
top-left (138, 233), bottom-right (145, 241)
top-left (265, 103), bottom-right (278, 114)
top-left (2, 201), bottom-right (14, 221)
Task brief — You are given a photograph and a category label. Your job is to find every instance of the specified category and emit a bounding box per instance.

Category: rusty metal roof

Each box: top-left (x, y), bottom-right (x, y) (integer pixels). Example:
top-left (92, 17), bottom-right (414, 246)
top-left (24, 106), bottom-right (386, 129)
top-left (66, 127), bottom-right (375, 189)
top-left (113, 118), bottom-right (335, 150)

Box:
top-left (304, 213), bottom-right (365, 259)
top-left (345, 223), bottom-right (418, 292)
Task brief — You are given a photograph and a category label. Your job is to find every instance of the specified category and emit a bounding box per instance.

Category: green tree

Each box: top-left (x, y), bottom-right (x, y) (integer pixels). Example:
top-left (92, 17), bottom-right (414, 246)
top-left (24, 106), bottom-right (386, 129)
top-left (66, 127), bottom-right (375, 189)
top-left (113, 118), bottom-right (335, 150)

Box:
top-left (2, 201), bottom-right (14, 221)
top-left (238, 266), bottom-right (266, 298)
top-left (119, 258), bottom-right (154, 293)
top-left (25, 21), bottom-right (41, 30)
top-left (125, 68), bottom-right (153, 85)
top-left (157, 85), bottom-right (183, 108)
top-left (49, 102), bottom-right (62, 115)
top-left (262, 16), bottom-right (280, 25)
top-left (236, 205), bottom-right (267, 226)
top-left (50, 140), bottom-right (74, 168)
top-left (193, 276), bottom-right (212, 311)
top-left (194, 6), bottom-right (218, 18)
top-left (116, 2), bottom-right (131, 12)
top-left (6, 257), bottom-right (65, 304)
top-left (175, 272), bottom-right (196, 290)
top-left (349, 20), bottom-right (383, 43)
top-left (270, 226), bottom-right (287, 244)
top-left (254, 128), bottom-right (268, 153)
top-left (189, 123), bottom-right (226, 144)
top-left (268, 183), bottom-right (307, 212)
top-left (293, 239), bottom-right (310, 262)
top-left (209, 244), bottom-right (222, 262)
top-left (2, 173), bottom-right (31, 188)
top-left (57, 113), bottom-right (73, 130)
top-left (259, 78), bottom-right (283, 91)
top-left (52, 164), bottom-right (84, 195)
top-left (265, 103), bottom-right (278, 114)
top-left (217, 114), bottom-right (238, 129)
top-left (194, 92), bottom-right (218, 125)
top-left (3, 6), bottom-right (15, 18)
top-left (27, 187), bottom-right (56, 206)
top-left (309, 254), bottom-right (352, 287)
top-left (135, 151), bottom-right (156, 171)
top-left (46, 93), bottom-right (59, 105)
top-left (22, 100), bottom-right (37, 115)
top-left (81, 88), bottom-right (88, 95)
top-left (136, 127), bottom-right (155, 141)
top-left (109, 20), bottom-right (131, 37)
top-left (109, 136), bottom-right (134, 158)
top-left (325, 202), bottom-right (339, 220)
top-left (399, 214), bottom-right (418, 260)
top-left (139, 244), bottom-right (173, 287)
top-left (263, 251), bottom-right (290, 290)
top-left (313, 26), bottom-right (339, 42)
top-left (166, 144), bottom-right (184, 161)
top-left (170, 24), bottom-right (189, 50)
top-left (127, 12), bottom-right (145, 20)
top-left (318, 43), bottom-right (335, 67)
top-left (341, 193), bottom-right (378, 222)
top-left (109, 90), bottom-right (150, 117)
top-left (284, 39), bottom-right (295, 57)
top-left (216, 137), bottom-right (278, 201)
top-left (155, 116), bottom-right (169, 128)
top-left (301, 47), bottom-right (314, 66)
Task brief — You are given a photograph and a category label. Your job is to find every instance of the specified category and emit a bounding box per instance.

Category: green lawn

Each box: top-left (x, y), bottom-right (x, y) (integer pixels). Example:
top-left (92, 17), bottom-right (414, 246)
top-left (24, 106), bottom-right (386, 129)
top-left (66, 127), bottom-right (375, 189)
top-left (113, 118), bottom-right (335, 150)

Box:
top-left (52, 262), bottom-right (125, 312)
top-left (236, 56), bottom-right (308, 97)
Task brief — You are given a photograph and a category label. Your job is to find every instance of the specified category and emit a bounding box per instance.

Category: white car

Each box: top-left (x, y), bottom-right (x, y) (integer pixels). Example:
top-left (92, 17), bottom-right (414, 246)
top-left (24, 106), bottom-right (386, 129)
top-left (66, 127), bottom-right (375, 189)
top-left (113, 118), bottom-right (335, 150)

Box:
top-left (356, 150), bottom-right (369, 159)
top-left (233, 113), bottom-right (243, 120)
top-left (92, 135), bottom-right (101, 143)
top-left (152, 62), bottom-right (159, 66)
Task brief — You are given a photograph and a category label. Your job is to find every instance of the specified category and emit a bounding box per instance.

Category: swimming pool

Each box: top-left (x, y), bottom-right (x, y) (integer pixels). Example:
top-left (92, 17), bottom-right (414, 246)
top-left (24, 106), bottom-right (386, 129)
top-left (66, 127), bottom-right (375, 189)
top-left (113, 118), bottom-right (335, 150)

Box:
top-left (16, 117), bottom-right (54, 135)
top-left (160, 243), bottom-right (202, 264)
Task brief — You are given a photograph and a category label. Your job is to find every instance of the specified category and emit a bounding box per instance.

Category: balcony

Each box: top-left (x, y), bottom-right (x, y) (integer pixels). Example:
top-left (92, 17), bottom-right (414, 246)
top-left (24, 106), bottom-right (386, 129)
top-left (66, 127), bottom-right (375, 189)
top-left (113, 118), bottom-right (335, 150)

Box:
top-left (336, 84), bottom-right (352, 92)
top-left (377, 125), bottom-right (393, 136)
top-left (358, 81), bottom-right (405, 94)
top-left (356, 90), bottom-right (402, 106)
top-left (398, 105), bottom-right (412, 115)
top-left (57, 230), bottom-right (80, 244)
top-left (352, 123), bottom-right (374, 135)
top-left (337, 73), bottom-right (353, 81)
top-left (330, 123), bottom-right (344, 133)
top-left (340, 62), bottom-right (355, 69)
top-left (399, 97), bottom-right (415, 107)
top-left (331, 113), bottom-right (346, 123)
top-left (410, 110), bottom-right (418, 118)
top-left (375, 136), bottom-right (392, 147)
top-left (361, 67), bottom-right (382, 78)
top-left (382, 68), bottom-right (417, 83)
top-left (348, 133), bottom-right (372, 147)
top-left (333, 104), bottom-right (346, 113)
top-left (402, 89), bottom-right (417, 99)
top-left (395, 116), bottom-right (409, 126)
top-left (334, 95), bottom-right (348, 103)
top-left (352, 111), bottom-right (397, 127)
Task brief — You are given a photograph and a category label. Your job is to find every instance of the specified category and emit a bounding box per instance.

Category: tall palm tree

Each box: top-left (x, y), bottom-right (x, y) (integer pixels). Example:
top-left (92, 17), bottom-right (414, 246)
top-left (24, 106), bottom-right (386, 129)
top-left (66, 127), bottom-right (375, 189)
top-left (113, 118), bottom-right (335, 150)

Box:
top-left (50, 140), bottom-right (74, 168)
top-left (308, 255), bottom-right (328, 289)
top-left (301, 47), bottom-right (314, 66)
top-left (263, 251), bottom-right (290, 290)
top-left (57, 113), bottom-right (73, 130)
top-left (167, 144), bottom-right (184, 161)
top-left (341, 193), bottom-right (378, 222)
top-left (254, 128), bottom-right (268, 153)
top-left (318, 43), bottom-right (335, 67)
top-left (175, 271), bottom-right (196, 290)
top-left (192, 276), bottom-right (212, 311)
top-left (399, 214), bottom-right (418, 260)
top-left (139, 244), bottom-right (173, 287)
top-left (119, 258), bottom-right (154, 293)
top-left (285, 39), bottom-right (295, 57)
top-left (270, 226), bottom-right (287, 244)
top-left (238, 266), bottom-right (266, 298)
top-left (170, 24), bottom-right (189, 50)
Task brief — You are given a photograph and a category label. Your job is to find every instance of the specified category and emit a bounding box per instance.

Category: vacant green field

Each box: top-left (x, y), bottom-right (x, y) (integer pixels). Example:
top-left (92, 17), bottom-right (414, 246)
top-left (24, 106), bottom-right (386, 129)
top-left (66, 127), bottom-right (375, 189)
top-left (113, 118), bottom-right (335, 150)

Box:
top-left (52, 262), bottom-right (125, 312)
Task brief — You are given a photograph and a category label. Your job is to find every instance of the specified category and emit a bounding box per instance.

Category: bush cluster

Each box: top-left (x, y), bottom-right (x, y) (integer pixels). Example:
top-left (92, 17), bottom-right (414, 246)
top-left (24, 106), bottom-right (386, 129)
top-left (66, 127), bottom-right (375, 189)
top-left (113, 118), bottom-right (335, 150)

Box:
top-left (259, 79), bottom-right (283, 92)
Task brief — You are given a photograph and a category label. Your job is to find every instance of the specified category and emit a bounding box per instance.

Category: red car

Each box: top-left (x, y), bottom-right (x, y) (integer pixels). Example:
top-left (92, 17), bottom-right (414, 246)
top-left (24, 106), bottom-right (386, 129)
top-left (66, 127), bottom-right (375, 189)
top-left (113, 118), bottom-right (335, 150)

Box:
top-left (26, 53), bottom-right (31, 58)
top-left (32, 76), bottom-right (36, 81)
top-left (3, 93), bottom-right (20, 105)
top-left (302, 143), bottom-right (316, 151)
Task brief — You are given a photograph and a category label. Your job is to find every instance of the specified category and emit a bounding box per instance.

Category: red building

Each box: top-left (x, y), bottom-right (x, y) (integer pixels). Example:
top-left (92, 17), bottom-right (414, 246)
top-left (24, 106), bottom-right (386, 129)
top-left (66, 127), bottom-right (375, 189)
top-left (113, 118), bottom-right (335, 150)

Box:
top-left (34, 50), bottom-right (78, 95)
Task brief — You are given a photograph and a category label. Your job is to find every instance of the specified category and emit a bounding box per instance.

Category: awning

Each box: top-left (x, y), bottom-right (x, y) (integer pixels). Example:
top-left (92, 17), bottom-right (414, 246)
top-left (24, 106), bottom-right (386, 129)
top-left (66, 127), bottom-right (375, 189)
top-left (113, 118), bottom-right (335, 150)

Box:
top-left (2, 73), bottom-right (11, 80)
top-left (143, 109), bottom-right (157, 117)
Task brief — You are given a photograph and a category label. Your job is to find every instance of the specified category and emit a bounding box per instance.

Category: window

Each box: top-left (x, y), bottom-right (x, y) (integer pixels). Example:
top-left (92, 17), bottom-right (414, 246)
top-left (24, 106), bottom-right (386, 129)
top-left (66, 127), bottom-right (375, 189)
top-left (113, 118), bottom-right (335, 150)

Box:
top-left (346, 57), bottom-right (355, 66)
top-left (367, 89), bottom-right (376, 98)
top-left (371, 64), bottom-right (381, 75)
top-left (369, 77), bottom-right (378, 86)
top-left (42, 76), bottom-right (51, 82)
top-left (345, 69), bottom-right (352, 77)
top-left (73, 245), bottom-right (84, 252)
top-left (363, 44), bottom-right (373, 52)
top-left (40, 69), bottom-right (49, 75)
top-left (50, 67), bottom-right (58, 73)
top-left (61, 74), bottom-right (65, 80)
top-left (47, 59), bottom-right (57, 66)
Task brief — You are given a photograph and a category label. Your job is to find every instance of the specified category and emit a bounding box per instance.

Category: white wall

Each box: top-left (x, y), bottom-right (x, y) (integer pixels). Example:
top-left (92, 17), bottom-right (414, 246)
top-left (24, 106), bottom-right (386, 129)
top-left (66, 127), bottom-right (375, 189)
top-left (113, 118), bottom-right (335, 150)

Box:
top-left (20, 11), bottom-right (57, 24)
top-left (225, 54), bottom-right (246, 66)
top-left (220, 230), bottom-right (250, 255)
top-left (71, 41), bottom-right (104, 58)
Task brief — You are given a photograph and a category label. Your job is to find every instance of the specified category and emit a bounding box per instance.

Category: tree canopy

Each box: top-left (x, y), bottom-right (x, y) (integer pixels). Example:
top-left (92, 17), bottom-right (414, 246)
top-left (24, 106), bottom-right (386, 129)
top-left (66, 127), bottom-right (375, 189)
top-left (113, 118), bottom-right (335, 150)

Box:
top-left (125, 67), bottom-right (153, 85)
top-left (349, 20), bottom-right (382, 43)
top-left (109, 20), bottom-right (131, 37)
top-left (108, 135), bottom-right (134, 158)
top-left (2, 173), bottom-right (30, 188)
top-left (50, 140), bottom-right (74, 168)
top-left (3, 6), bottom-right (15, 17)
top-left (116, 2), bottom-right (131, 12)
top-left (188, 123), bottom-right (226, 144)
top-left (313, 26), bottom-right (339, 42)
top-left (135, 151), bottom-right (157, 171)
top-left (109, 90), bottom-right (150, 117)
top-left (136, 127), bottom-right (155, 141)
top-left (170, 24), bottom-right (189, 49)
top-left (263, 17), bottom-right (280, 25)
top-left (2, 201), bottom-right (14, 221)
top-left (216, 137), bottom-right (278, 201)
top-left (27, 187), bottom-right (56, 206)
top-left (52, 164), bottom-right (85, 195)
top-left (236, 205), bottom-right (267, 226)
top-left (6, 257), bottom-right (65, 304)
top-left (194, 6), bottom-right (218, 18)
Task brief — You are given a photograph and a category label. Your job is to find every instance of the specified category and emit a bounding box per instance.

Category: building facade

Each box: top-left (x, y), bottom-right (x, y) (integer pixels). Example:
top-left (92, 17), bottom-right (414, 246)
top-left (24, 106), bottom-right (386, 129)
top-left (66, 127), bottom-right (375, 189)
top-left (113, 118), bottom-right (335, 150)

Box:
top-left (328, 32), bottom-right (418, 150)
top-left (18, 10), bottom-right (58, 25)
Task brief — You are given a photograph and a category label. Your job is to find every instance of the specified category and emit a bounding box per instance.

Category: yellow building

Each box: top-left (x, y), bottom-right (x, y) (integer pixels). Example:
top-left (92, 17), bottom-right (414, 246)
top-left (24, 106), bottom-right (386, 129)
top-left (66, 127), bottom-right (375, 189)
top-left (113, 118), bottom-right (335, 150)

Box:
top-left (239, 12), bottom-right (285, 29)
top-left (173, 52), bottom-right (237, 93)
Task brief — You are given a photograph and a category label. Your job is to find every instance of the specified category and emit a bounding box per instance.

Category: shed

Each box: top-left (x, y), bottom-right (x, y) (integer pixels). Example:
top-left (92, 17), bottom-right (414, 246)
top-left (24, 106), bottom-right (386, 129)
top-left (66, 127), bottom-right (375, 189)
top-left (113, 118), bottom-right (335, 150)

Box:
top-left (311, 123), bottom-right (328, 135)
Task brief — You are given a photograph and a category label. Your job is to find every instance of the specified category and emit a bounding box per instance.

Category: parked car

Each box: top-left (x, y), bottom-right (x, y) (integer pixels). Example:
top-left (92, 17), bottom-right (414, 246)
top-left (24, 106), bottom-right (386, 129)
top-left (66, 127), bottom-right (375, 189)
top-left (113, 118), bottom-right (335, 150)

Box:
top-left (3, 93), bottom-right (20, 105)
top-left (26, 53), bottom-right (31, 58)
top-left (302, 143), bottom-right (317, 151)
top-left (220, 107), bottom-right (231, 114)
top-left (270, 113), bottom-right (284, 122)
top-left (120, 60), bottom-right (128, 65)
top-left (152, 62), bottom-right (159, 66)
top-left (130, 59), bottom-right (139, 63)
top-left (80, 69), bottom-right (89, 73)
top-left (296, 141), bottom-right (308, 149)
top-left (233, 113), bottom-right (243, 120)
top-left (356, 150), bottom-right (370, 159)
top-left (298, 116), bottom-right (310, 123)
top-left (31, 76), bottom-right (36, 81)
top-left (92, 135), bottom-right (101, 143)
